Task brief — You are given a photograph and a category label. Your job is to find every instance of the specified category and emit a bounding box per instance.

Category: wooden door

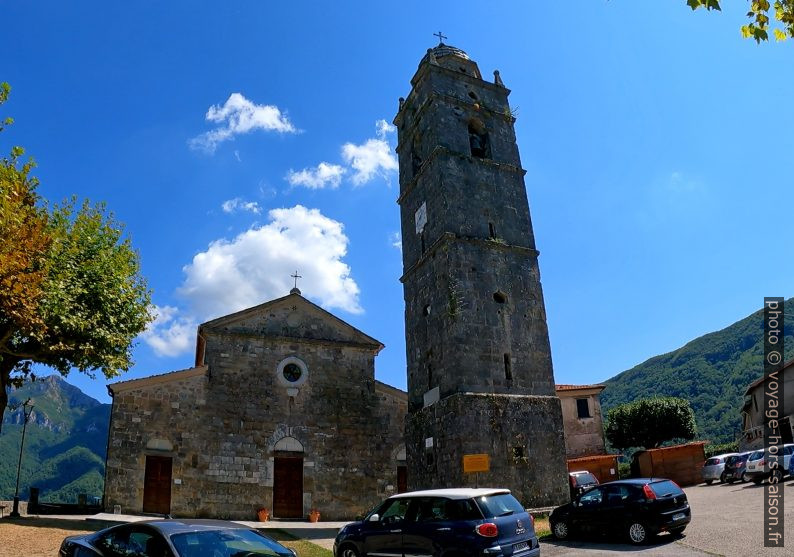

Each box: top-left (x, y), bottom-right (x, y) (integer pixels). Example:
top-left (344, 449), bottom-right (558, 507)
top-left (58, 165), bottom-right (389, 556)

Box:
top-left (397, 465), bottom-right (408, 493)
top-left (273, 456), bottom-right (303, 518)
top-left (143, 455), bottom-right (172, 515)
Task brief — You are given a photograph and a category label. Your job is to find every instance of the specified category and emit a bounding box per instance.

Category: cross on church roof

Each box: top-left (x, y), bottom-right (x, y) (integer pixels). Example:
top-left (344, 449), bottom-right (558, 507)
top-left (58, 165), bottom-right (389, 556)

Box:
top-left (291, 271), bottom-right (302, 289)
top-left (433, 31), bottom-right (447, 45)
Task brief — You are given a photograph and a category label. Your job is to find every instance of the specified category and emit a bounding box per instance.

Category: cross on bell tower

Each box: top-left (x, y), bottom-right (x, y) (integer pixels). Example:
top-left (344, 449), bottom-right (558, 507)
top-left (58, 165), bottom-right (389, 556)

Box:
top-left (394, 42), bottom-right (568, 507)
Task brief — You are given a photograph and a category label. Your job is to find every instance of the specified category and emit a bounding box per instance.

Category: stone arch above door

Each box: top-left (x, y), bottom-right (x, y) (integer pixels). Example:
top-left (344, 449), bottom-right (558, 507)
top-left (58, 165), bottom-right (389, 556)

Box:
top-left (274, 436), bottom-right (304, 453)
top-left (392, 444), bottom-right (406, 462)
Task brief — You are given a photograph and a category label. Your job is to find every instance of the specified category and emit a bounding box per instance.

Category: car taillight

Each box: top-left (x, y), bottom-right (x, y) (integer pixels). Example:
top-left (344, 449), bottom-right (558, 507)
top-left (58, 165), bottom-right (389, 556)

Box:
top-left (569, 476), bottom-right (576, 486)
top-left (759, 459), bottom-right (765, 466)
top-left (476, 523), bottom-right (499, 537)
top-left (643, 484), bottom-right (657, 500)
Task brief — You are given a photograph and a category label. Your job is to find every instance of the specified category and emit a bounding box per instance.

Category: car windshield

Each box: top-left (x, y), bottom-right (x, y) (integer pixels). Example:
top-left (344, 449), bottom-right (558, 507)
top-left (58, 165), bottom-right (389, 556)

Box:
top-left (475, 493), bottom-right (525, 518)
top-left (573, 473), bottom-right (597, 485)
top-left (170, 529), bottom-right (288, 557)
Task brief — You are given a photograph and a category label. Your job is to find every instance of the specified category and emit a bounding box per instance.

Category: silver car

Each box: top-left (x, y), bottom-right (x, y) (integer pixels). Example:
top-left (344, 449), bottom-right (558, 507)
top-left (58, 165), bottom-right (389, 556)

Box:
top-left (745, 444), bottom-right (794, 484)
top-left (701, 452), bottom-right (738, 484)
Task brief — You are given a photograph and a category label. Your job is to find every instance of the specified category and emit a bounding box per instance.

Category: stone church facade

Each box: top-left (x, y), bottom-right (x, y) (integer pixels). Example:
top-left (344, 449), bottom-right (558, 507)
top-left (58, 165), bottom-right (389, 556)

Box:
top-left (104, 290), bottom-right (407, 520)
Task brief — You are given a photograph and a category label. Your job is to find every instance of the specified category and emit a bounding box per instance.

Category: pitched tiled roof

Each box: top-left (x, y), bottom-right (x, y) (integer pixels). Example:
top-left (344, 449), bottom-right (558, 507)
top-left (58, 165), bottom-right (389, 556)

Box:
top-left (556, 384), bottom-right (606, 392)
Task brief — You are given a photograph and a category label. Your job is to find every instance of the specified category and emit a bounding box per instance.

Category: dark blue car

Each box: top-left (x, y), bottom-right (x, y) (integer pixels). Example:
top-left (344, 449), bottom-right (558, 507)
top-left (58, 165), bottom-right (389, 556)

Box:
top-left (333, 488), bottom-right (540, 557)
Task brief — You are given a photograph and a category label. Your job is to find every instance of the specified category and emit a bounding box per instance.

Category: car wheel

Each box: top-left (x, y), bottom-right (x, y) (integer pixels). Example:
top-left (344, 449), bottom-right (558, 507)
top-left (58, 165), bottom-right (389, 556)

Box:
top-left (338, 545), bottom-right (360, 557)
top-left (705, 479), bottom-right (713, 485)
top-left (772, 469), bottom-right (784, 483)
top-left (552, 519), bottom-right (570, 540)
top-left (627, 521), bottom-right (649, 544)
top-left (742, 472), bottom-right (749, 483)
top-left (720, 472), bottom-right (726, 483)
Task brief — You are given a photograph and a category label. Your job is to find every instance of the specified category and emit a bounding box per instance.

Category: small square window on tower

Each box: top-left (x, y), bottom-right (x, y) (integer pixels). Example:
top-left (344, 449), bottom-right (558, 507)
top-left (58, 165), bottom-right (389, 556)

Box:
top-left (576, 398), bottom-right (591, 419)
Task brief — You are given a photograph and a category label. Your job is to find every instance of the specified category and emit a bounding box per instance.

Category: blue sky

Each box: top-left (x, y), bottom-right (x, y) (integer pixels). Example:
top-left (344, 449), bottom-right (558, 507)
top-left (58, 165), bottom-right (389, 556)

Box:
top-left (3, 1), bottom-right (793, 404)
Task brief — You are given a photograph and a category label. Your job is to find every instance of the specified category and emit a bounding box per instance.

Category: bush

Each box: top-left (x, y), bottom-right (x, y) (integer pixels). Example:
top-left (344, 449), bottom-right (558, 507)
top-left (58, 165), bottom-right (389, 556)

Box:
top-left (705, 441), bottom-right (739, 459)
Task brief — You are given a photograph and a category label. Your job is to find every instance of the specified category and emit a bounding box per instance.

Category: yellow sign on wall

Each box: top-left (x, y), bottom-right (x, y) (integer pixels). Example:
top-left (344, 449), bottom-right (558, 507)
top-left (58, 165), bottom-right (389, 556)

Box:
top-left (463, 453), bottom-right (490, 473)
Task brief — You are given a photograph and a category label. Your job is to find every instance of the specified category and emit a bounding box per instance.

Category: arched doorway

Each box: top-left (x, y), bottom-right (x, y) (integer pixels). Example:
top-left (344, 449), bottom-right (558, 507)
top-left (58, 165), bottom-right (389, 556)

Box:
top-left (142, 440), bottom-right (174, 515)
top-left (394, 445), bottom-right (407, 493)
top-left (273, 436), bottom-right (304, 518)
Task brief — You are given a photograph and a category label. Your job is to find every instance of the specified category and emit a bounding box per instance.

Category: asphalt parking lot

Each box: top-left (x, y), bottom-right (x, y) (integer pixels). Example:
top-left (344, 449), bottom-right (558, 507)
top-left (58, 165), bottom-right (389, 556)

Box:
top-left (541, 481), bottom-right (794, 556)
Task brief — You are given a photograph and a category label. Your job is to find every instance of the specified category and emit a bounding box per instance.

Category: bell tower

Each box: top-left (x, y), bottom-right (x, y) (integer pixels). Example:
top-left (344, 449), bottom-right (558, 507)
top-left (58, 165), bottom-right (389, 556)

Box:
top-left (395, 43), bottom-right (568, 506)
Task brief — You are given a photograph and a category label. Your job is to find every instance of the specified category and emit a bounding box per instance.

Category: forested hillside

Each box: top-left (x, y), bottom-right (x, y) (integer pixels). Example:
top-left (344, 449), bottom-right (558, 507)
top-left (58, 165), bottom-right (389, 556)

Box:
top-left (601, 299), bottom-right (794, 444)
top-left (0, 375), bottom-right (110, 502)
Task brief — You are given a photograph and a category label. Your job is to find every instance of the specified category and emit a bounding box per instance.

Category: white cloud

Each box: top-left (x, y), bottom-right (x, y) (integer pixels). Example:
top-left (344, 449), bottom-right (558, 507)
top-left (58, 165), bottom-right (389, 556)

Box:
top-left (341, 120), bottom-right (398, 186)
top-left (376, 119), bottom-right (396, 138)
top-left (141, 305), bottom-right (197, 358)
top-left (389, 232), bottom-right (402, 251)
top-left (189, 93), bottom-right (297, 154)
top-left (178, 205), bottom-right (362, 320)
top-left (286, 162), bottom-right (346, 189)
top-left (221, 198), bottom-right (261, 214)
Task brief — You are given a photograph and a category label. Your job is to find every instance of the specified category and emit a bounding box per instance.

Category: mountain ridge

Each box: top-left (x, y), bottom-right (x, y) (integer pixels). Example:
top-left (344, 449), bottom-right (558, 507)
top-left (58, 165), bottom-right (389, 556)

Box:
top-left (1, 375), bottom-right (110, 502)
top-left (600, 299), bottom-right (794, 444)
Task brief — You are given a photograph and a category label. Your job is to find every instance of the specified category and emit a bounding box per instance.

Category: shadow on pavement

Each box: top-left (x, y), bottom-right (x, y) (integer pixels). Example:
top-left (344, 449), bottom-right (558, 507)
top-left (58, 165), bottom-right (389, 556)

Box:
top-left (541, 532), bottom-right (683, 553)
top-left (0, 516), bottom-right (104, 531)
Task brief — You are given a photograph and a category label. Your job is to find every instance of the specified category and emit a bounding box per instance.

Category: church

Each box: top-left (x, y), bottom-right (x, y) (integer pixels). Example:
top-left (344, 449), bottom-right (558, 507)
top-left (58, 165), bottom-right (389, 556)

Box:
top-left (103, 40), bottom-right (570, 520)
top-left (104, 289), bottom-right (407, 520)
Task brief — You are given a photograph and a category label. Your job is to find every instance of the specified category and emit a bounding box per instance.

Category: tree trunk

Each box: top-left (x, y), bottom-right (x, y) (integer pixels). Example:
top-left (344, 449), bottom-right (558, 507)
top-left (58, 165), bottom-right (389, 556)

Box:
top-left (0, 357), bottom-right (20, 436)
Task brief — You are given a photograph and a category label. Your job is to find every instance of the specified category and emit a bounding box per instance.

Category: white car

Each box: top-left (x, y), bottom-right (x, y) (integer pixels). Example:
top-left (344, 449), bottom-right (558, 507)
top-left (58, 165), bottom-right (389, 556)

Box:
top-left (745, 444), bottom-right (794, 484)
top-left (701, 453), bottom-right (738, 484)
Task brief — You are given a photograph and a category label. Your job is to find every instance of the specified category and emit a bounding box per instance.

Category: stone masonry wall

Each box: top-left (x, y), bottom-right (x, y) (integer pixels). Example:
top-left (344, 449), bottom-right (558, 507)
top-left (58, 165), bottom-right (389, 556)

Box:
top-left (105, 297), bottom-right (406, 521)
top-left (406, 392), bottom-right (569, 508)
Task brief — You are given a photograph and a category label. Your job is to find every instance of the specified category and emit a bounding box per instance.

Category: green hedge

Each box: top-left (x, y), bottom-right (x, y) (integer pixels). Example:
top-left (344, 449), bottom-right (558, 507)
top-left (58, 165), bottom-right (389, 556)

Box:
top-left (704, 441), bottom-right (739, 459)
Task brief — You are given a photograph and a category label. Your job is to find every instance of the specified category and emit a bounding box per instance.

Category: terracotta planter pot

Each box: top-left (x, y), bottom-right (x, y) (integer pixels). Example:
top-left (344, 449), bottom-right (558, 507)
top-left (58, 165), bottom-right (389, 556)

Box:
top-left (257, 509), bottom-right (270, 522)
top-left (309, 510), bottom-right (320, 523)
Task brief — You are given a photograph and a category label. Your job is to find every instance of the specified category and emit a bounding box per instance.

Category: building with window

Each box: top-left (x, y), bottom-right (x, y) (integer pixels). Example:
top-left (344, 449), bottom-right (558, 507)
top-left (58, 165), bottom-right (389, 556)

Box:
top-left (103, 289), bottom-right (407, 520)
top-left (555, 384), bottom-right (618, 483)
top-left (739, 359), bottom-right (794, 450)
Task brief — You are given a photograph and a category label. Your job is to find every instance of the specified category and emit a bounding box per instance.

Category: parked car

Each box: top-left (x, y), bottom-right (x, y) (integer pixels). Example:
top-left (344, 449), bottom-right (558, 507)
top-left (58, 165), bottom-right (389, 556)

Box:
top-left (788, 450), bottom-right (794, 478)
top-left (745, 444), bottom-right (794, 484)
top-left (549, 478), bottom-right (690, 545)
top-left (701, 452), bottom-right (738, 484)
top-left (569, 471), bottom-right (599, 499)
top-left (723, 451), bottom-right (754, 483)
top-left (59, 519), bottom-right (297, 557)
top-left (333, 487), bottom-right (540, 557)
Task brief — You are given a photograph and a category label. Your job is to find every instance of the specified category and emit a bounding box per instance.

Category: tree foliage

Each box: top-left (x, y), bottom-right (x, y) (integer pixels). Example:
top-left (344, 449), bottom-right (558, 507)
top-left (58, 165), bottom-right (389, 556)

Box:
top-left (687, 0), bottom-right (794, 42)
top-left (605, 397), bottom-right (697, 450)
top-left (0, 82), bottom-right (152, 432)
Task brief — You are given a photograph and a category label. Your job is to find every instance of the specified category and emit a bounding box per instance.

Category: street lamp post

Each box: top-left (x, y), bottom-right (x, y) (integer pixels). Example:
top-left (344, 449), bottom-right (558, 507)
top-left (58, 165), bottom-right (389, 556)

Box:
top-left (10, 398), bottom-right (34, 518)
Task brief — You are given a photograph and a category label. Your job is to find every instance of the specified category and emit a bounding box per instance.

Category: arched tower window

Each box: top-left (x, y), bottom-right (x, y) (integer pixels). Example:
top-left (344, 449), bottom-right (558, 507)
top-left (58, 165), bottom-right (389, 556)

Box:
top-left (468, 120), bottom-right (490, 159)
